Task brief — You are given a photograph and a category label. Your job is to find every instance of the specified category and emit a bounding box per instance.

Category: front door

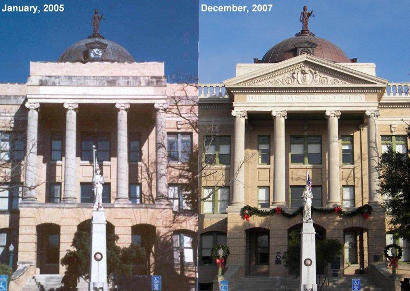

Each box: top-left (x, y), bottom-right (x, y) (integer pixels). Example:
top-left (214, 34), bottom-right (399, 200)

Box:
top-left (247, 228), bottom-right (269, 276)
top-left (37, 225), bottom-right (60, 274)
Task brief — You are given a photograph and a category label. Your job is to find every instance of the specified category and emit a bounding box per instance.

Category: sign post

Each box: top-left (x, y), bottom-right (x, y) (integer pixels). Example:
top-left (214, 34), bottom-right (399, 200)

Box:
top-left (352, 278), bottom-right (361, 291)
top-left (152, 275), bottom-right (162, 291)
top-left (219, 279), bottom-right (229, 291)
top-left (0, 275), bottom-right (8, 291)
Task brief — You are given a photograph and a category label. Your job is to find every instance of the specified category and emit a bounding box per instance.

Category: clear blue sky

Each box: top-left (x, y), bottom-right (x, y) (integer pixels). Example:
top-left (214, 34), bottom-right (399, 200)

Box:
top-left (199, 0), bottom-right (410, 83)
top-left (0, 0), bottom-right (198, 83)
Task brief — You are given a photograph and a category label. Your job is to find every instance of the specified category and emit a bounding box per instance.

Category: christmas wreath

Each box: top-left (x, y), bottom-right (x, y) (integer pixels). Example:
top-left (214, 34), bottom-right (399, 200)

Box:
top-left (211, 243), bottom-right (230, 266)
top-left (384, 244), bottom-right (402, 268)
top-left (240, 204), bottom-right (372, 221)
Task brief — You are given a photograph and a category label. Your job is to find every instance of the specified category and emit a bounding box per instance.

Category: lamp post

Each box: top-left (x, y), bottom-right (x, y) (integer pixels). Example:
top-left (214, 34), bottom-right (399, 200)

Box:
top-left (8, 243), bottom-right (14, 269)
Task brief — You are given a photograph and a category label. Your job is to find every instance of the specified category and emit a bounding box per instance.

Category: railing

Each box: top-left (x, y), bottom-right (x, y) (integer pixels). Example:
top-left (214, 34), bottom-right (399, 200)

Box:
top-left (384, 83), bottom-right (409, 97)
top-left (199, 82), bottom-right (410, 99)
top-left (198, 84), bottom-right (227, 98)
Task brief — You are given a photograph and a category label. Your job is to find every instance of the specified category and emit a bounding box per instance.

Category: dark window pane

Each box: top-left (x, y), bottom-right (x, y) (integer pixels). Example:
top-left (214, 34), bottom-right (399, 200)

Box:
top-left (81, 184), bottom-right (93, 203)
top-left (129, 184), bottom-right (141, 204)
top-left (219, 154), bottom-right (230, 165)
top-left (48, 183), bottom-right (61, 203)
top-left (46, 234), bottom-right (60, 264)
top-left (312, 186), bottom-right (322, 207)
top-left (98, 151), bottom-right (109, 161)
top-left (102, 184), bottom-right (110, 203)
top-left (205, 154), bottom-right (216, 164)
top-left (291, 186), bottom-right (304, 208)
top-left (180, 135), bottom-right (192, 162)
top-left (308, 153), bottom-right (322, 164)
top-left (291, 154), bottom-right (304, 164)
top-left (129, 140), bottom-right (141, 162)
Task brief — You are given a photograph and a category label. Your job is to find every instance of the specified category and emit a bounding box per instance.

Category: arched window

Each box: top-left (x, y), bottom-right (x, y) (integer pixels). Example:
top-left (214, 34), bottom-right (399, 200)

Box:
top-left (172, 232), bottom-right (196, 266)
top-left (200, 232), bottom-right (227, 264)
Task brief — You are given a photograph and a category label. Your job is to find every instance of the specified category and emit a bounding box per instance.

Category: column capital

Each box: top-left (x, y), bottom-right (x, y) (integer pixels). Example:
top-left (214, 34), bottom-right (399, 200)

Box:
top-left (63, 103), bottom-right (78, 111)
top-left (25, 102), bottom-right (40, 111)
top-left (325, 110), bottom-right (341, 119)
top-left (365, 110), bottom-right (380, 119)
top-left (154, 103), bottom-right (168, 111)
top-left (232, 110), bottom-right (247, 119)
top-left (115, 103), bottom-right (130, 111)
top-left (271, 110), bottom-right (287, 119)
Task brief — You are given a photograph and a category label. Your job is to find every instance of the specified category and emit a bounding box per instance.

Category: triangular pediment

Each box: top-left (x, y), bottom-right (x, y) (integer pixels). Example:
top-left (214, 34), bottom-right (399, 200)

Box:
top-left (224, 55), bottom-right (387, 88)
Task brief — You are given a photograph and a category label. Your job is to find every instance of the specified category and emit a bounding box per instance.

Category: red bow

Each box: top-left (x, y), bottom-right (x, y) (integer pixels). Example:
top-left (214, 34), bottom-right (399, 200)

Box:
top-left (362, 212), bottom-right (370, 219)
top-left (334, 206), bottom-right (342, 214)
top-left (243, 213), bottom-right (250, 221)
top-left (216, 258), bottom-right (225, 266)
top-left (274, 207), bottom-right (282, 214)
top-left (389, 257), bottom-right (398, 268)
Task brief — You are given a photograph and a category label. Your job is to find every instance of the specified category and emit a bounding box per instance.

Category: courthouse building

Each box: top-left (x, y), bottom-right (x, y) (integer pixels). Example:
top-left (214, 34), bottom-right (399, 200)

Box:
top-left (0, 29), bottom-right (198, 290)
top-left (198, 14), bottom-right (409, 290)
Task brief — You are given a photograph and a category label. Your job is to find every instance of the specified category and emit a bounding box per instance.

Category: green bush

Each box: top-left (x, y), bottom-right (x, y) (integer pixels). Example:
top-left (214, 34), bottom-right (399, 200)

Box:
top-left (0, 264), bottom-right (13, 283)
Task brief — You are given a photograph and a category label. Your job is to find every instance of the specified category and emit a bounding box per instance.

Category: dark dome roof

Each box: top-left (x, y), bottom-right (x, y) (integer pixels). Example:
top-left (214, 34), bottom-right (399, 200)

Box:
top-left (261, 34), bottom-right (351, 64)
top-left (58, 37), bottom-right (135, 63)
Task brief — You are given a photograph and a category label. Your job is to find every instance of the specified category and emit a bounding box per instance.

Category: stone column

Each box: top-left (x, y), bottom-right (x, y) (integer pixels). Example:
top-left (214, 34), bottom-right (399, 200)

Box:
top-left (115, 103), bottom-right (130, 203)
top-left (326, 110), bottom-right (341, 206)
top-left (231, 110), bottom-right (247, 207)
top-left (63, 103), bottom-right (78, 203)
top-left (272, 110), bottom-right (287, 206)
top-left (365, 110), bottom-right (380, 203)
top-left (24, 102), bottom-right (40, 201)
top-left (154, 103), bottom-right (168, 201)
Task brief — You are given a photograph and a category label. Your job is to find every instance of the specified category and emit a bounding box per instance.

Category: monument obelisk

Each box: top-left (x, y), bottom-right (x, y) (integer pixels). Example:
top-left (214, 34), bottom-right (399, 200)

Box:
top-left (300, 173), bottom-right (317, 291)
top-left (89, 145), bottom-right (108, 291)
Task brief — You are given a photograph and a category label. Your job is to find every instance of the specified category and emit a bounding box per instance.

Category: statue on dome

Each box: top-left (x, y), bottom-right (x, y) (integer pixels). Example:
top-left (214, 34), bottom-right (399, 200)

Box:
top-left (300, 6), bottom-right (314, 33)
top-left (92, 9), bottom-right (104, 37)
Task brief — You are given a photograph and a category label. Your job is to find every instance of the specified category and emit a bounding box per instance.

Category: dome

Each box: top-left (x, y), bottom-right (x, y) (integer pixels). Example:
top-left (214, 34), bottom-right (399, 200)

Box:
top-left (260, 34), bottom-right (351, 63)
top-left (58, 37), bottom-right (135, 63)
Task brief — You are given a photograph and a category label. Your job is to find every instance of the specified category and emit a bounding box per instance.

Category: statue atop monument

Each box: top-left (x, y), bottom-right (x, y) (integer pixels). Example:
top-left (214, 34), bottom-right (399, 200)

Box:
top-left (92, 145), bottom-right (104, 210)
top-left (91, 9), bottom-right (104, 38)
top-left (299, 6), bottom-right (314, 35)
top-left (302, 173), bottom-right (313, 222)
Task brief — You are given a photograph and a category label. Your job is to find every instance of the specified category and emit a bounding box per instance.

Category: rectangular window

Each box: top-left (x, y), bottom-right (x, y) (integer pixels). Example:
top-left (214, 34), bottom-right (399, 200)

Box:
top-left (258, 187), bottom-right (270, 208)
top-left (0, 189), bottom-right (8, 211)
top-left (51, 134), bottom-right (63, 161)
top-left (11, 186), bottom-right (21, 210)
top-left (129, 136), bottom-right (141, 162)
top-left (48, 183), bottom-right (61, 203)
top-left (0, 133), bottom-right (10, 162)
top-left (382, 135), bottom-right (408, 154)
top-left (202, 187), bottom-right (229, 214)
top-left (169, 184), bottom-right (191, 212)
top-left (204, 136), bottom-right (231, 165)
top-left (342, 186), bottom-right (355, 208)
top-left (258, 136), bottom-right (270, 165)
top-left (167, 133), bottom-right (192, 163)
top-left (0, 232), bottom-right (7, 260)
top-left (291, 136), bottom-right (322, 164)
top-left (81, 135), bottom-right (110, 161)
top-left (129, 183), bottom-right (141, 204)
top-left (81, 183), bottom-right (110, 203)
top-left (200, 232), bottom-right (227, 264)
top-left (13, 134), bottom-right (25, 161)
top-left (0, 185), bottom-right (21, 211)
top-left (291, 186), bottom-right (322, 208)
top-left (342, 136), bottom-right (354, 164)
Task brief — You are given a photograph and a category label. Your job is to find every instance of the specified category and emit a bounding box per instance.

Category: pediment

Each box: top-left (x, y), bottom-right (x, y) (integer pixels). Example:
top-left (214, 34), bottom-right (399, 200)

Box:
top-left (224, 55), bottom-right (387, 88)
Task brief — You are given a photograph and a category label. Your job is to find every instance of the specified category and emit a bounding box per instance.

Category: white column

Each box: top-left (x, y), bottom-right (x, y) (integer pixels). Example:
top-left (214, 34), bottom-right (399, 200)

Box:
top-left (115, 103), bottom-right (130, 203)
top-left (63, 103), bottom-right (78, 203)
top-left (24, 102), bottom-right (40, 201)
top-left (272, 110), bottom-right (287, 206)
top-left (365, 110), bottom-right (380, 203)
top-left (154, 103), bottom-right (168, 201)
top-left (326, 110), bottom-right (341, 206)
top-left (231, 110), bottom-right (247, 207)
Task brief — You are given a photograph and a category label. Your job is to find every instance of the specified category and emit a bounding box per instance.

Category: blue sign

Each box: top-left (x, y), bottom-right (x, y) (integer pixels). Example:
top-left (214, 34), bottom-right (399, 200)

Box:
top-left (352, 278), bottom-right (361, 291)
top-left (0, 275), bottom-right (8, 291)
top-left (151, 275), bottom-right (161, 291)
top-left (220, 280), bottom-right (229, 291)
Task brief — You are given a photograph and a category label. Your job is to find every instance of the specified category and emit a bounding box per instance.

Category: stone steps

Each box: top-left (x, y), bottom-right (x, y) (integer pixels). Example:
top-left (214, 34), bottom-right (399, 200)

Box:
top-left (34, 274), bottom-right (63, 290)
top-left (22, 277), bottom-right (40, 291)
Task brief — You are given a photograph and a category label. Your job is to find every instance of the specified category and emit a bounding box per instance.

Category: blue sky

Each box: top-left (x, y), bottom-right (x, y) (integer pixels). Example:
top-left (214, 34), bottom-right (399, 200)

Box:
top-left (199, 0), bottom-right (410, 83)
top-left (0, 0), bottom-right (198, 83)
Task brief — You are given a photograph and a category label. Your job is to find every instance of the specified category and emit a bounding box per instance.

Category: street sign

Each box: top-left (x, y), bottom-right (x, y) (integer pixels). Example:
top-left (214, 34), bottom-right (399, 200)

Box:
top-left (220, 279), bottom-right (229, 291)
top-left (0, 275), bottom-right (8, 291)
top-left (352, 278), bottom-right (361, 291)
top-left (151, 275), bottom-right (162, 291)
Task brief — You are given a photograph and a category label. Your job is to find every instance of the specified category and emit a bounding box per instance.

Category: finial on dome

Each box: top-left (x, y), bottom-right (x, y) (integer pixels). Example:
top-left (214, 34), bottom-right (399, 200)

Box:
top-left (298, 6), bottom-right (314, 36)
top-left (90, 9), bottom-right (104, 39)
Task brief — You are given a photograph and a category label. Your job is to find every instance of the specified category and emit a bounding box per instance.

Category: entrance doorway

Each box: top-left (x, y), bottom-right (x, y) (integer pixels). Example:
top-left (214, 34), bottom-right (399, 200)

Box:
top-left (37, 224), bottom-right (60, 274)
top-left (246, 228), bottom-right (269, 276)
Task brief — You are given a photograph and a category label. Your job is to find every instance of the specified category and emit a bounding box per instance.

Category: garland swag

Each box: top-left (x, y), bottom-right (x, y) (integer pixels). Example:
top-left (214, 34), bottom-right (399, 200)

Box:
top-left (240, 204), bottom-right (372, 221)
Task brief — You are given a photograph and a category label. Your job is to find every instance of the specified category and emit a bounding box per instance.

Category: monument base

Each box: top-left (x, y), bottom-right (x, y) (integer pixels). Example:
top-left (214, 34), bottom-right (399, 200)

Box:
top-left (89, 210), bottom-right (108, 291)
top-left (300, 221), bottom-right (317, 291)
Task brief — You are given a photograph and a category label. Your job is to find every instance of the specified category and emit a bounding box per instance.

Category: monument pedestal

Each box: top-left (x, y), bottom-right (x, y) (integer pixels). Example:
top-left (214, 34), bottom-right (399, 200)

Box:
top-left (89, 209), bottom-right (108, 291)
top-left (300, 221), bottom-right (317, 291)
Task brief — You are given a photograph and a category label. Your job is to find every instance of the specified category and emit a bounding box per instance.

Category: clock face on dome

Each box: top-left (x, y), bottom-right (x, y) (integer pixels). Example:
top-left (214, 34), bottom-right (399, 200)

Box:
top-left (90, 48), bottom-right (103, 59)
